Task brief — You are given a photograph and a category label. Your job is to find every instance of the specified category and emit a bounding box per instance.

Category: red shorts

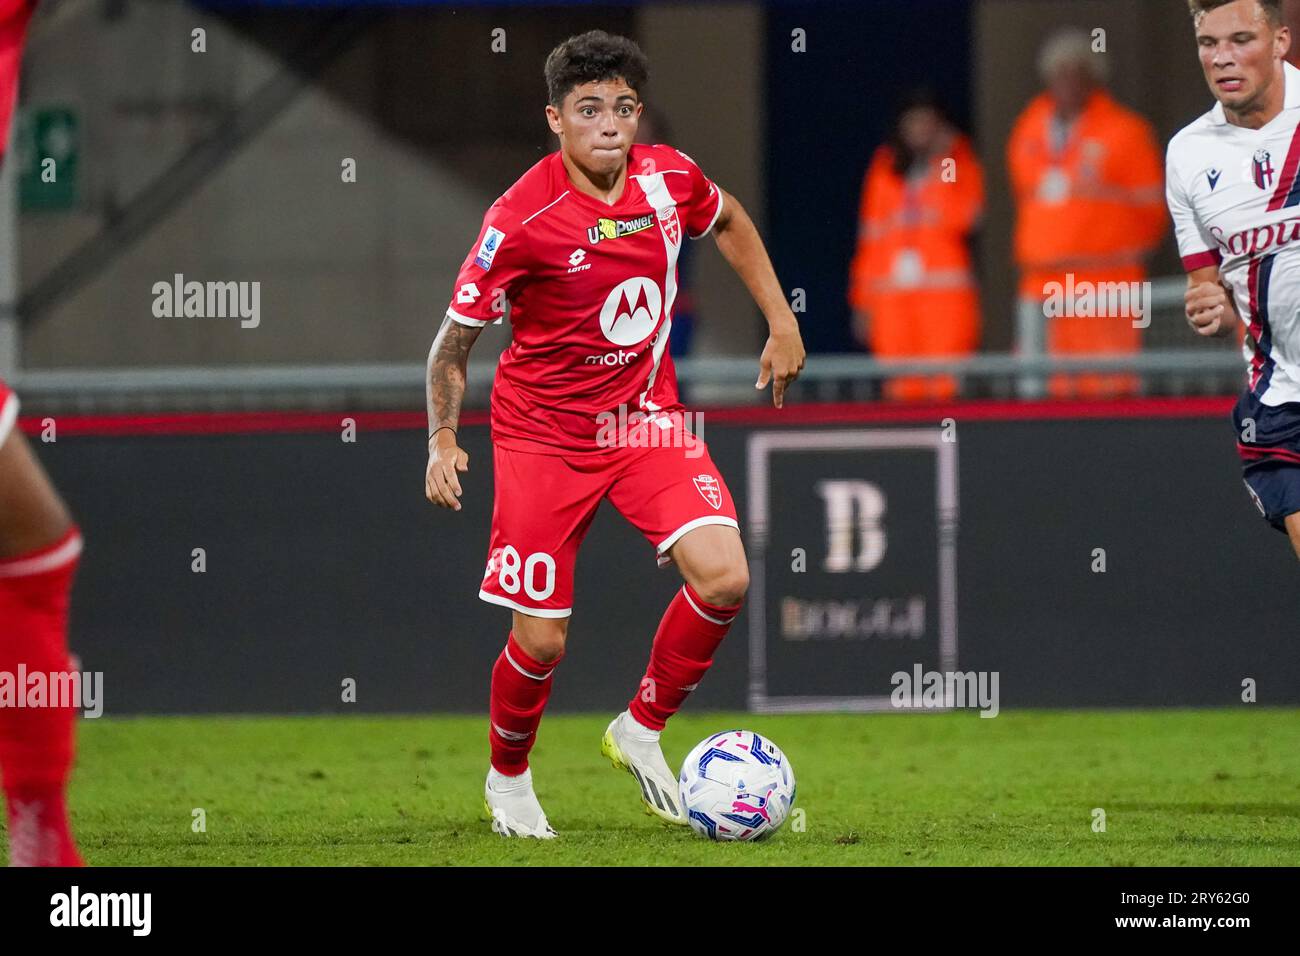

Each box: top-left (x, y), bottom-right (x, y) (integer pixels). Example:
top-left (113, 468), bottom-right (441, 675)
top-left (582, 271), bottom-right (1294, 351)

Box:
top-left (0, 377), bottom-right (15, 446)
top-left (478, 415), bottom-right (739, 618)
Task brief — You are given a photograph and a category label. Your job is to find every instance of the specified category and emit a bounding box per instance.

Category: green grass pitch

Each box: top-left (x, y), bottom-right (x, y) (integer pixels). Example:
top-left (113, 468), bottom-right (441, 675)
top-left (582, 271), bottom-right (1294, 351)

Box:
top-left (8, 709), bottom-right (1299, 865)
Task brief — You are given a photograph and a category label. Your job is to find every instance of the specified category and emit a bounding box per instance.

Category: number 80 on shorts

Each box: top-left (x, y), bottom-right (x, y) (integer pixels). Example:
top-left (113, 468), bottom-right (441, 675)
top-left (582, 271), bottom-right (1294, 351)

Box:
top-left (489, 545), bottom-right (557, 601)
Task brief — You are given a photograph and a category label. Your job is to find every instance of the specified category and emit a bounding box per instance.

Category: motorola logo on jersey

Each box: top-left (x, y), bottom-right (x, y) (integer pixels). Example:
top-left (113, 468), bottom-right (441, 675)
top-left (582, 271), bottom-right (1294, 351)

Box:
top-left (599, 277), bottom-right (662, 346)
top-left (584, 349), bottom-right (639, 366)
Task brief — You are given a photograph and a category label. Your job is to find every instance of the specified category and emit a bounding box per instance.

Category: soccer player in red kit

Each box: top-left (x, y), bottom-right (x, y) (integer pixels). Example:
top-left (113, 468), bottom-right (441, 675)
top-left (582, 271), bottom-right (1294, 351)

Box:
top-left (424, 31), bottom-right (805, 837)
top-left (0, 0), bottom-right (85, 866)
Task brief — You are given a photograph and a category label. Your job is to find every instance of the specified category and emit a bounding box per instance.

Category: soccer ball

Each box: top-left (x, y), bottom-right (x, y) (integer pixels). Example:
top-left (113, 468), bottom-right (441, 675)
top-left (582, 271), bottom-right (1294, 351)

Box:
top-left (678, 730), bottom-right (796, 841)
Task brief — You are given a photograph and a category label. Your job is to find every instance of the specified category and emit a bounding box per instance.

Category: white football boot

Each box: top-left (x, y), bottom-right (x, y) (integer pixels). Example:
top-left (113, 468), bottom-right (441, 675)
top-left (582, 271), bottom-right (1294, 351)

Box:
top-left (601, 710), bottom-right (688, 826)
top-left (483, 767), bottom-right (557, 839)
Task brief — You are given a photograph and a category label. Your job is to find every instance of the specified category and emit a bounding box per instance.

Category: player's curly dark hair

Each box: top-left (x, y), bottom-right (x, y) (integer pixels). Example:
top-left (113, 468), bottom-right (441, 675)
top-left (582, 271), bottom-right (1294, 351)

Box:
top-left (1187, 0), bottom-right (1281, 26)
top-left (544, 30), bottom-right (649, 108)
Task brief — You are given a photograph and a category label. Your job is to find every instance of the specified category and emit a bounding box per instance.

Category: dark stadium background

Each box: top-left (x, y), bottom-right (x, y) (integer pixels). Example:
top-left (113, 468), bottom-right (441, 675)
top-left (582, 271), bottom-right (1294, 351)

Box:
top-left (5, 0), bottom-right (1299, 717)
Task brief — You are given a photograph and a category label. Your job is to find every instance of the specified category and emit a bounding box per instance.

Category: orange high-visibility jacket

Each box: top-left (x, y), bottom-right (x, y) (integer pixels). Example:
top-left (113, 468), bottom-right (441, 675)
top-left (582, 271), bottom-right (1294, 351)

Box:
top-left (848, 134), bottom-right (984, 328)
top-left (1007, 90), bottom-right (1166, 296)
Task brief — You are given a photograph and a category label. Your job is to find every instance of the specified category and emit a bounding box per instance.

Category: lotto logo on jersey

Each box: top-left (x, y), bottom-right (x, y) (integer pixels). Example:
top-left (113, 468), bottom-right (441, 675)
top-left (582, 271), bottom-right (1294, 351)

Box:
top-left (456, 282), bottom-right (480, 304)
top-left (693, 474), bottom-right (723, 510)
top-left (587, 214), bottom-right (654, 244)
top-left (567, 249), bottom-right (591, 273)
top-left (474, 226), bottom-right (506, 270)
top-left (600, 277), bottom-right (662, 346)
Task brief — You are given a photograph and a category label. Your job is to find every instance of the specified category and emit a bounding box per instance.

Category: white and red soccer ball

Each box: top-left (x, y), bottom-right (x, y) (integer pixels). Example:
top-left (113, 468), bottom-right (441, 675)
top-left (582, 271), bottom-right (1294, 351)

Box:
top-left (678, 730), bottom-right (796, 841)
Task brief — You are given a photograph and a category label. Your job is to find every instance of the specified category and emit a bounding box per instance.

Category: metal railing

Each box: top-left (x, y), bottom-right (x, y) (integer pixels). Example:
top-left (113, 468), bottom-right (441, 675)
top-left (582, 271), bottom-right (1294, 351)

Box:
top-left (8, 276), bottom-right (1246, 414)
top-left (8, 350), bottom-right (1244, 415)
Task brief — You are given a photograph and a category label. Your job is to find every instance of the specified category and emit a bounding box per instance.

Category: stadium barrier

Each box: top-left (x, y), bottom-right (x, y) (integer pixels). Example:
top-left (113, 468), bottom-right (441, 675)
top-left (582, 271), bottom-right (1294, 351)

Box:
top-left (12, 349), bottom-right (1248, 415)
top-left (24, 397), bottom-right (1298, 716)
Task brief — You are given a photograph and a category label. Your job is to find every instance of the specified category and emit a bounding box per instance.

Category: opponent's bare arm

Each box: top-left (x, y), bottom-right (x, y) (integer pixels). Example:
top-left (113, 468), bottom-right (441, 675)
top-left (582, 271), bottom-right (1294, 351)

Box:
top-left (1184, 264), bottom-right (1243, 338)
top-left (425, 315), bottom-right (483, 511)
top-left (710, 187), bottom-right (806, 408)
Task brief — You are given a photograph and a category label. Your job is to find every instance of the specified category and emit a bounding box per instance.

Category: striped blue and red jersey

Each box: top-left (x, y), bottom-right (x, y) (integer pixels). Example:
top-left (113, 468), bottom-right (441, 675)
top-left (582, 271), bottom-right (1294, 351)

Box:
top-left (1167, 60), bottom-right (1300, 407)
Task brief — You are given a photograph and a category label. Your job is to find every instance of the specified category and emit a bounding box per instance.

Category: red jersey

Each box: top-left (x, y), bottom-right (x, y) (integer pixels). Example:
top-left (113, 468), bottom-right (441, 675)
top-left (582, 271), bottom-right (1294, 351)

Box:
top-left (445, 143), bottom-right (724, 456)
top-left (0, 0), bottom-right (34, 163)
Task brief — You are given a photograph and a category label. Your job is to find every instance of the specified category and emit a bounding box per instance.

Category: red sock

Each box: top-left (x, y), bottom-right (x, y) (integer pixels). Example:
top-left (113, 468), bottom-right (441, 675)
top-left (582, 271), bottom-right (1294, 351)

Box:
top-left (0, 527), bottom-right (84, 867)
top-left (488, 631), bottom-right (562, 776)
top-left (629, 583), bottom-right (741, 731)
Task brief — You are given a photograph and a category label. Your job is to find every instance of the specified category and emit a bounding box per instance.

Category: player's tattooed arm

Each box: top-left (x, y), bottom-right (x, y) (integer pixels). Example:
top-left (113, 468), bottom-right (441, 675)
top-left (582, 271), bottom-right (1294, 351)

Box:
top-left (424, 314), bottom-right (482, 510)
top-left (710, 187), bottom-right (807, 408)
top-left (426, 314), bottom-right (483, 436)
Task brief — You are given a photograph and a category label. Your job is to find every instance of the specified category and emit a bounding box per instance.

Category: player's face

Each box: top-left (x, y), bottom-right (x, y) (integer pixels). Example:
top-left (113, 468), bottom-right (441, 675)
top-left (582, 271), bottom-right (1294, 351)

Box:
top-left (1195, 1), bottom-right (1290, 112)
top-left (547, 79), bottom-right (642, 177)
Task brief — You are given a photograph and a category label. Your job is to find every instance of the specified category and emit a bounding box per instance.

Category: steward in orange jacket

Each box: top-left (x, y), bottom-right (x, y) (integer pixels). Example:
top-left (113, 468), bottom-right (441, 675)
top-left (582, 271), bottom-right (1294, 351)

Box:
top-left (850, 95), bottom-right (984, 402)
top-left (1008, 30), bottom-right (1166, 399)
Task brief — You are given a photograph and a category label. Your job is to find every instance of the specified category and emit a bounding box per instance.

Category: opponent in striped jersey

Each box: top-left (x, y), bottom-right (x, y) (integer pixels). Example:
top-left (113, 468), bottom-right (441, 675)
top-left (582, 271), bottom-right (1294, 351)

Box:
top-left (422, 31), bottom-right (805, 837)
top-left (1169, 0), bottom-right (1300, 558)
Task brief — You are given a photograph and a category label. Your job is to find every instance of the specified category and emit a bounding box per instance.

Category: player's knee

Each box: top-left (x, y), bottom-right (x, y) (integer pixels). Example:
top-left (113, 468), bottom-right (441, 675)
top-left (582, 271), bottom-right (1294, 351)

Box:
top-left (694, 563), bottom-right (749, 608)
top-left (511, 612), bottom-right (568, 664)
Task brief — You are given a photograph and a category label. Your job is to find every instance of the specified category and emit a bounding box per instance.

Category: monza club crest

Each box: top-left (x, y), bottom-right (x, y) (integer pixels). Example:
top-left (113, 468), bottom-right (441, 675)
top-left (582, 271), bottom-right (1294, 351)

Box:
top-left (693, 474), bottom-right (722, 510)
top-left (658, 206), bottom-right (681, 246)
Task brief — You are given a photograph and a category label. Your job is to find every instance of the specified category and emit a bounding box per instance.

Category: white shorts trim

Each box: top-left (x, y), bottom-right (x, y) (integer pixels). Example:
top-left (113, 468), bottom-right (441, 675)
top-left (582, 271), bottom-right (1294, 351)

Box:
top-left (655, 515), bottom-right (740, 566)
top-left (0, 531), bottom-right (84, 579)
top-left (478, 588), bottom-right (572, 619)
top-left (447, 306), bottom-right (489, 328)
top-left (0, 392), bottom-right (18, 447)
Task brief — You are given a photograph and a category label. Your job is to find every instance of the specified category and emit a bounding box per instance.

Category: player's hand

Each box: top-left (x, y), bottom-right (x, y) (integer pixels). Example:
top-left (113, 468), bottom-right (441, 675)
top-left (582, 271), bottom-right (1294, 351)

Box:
top-left (425, 431), bottom-right (470, 511)
top-left (755, 323), bottom-right (806, 409)
top-left (1185, 280), bottom-right (1239, 338)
